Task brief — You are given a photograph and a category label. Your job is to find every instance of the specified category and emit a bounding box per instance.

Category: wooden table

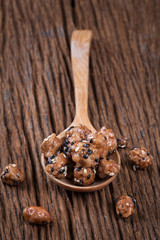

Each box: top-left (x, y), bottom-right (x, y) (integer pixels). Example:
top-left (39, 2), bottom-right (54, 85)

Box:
top-left (0, 0), bottom-right (160, 239)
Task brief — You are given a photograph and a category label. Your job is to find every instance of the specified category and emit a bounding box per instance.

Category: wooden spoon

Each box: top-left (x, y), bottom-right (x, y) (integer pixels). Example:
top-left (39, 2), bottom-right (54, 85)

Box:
top-left (41, 30), bottom-right (121, 192)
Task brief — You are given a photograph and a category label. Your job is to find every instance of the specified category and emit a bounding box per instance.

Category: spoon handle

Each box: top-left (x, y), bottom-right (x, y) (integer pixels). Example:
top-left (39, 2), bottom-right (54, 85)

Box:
top-left (71, 30), bottom-right (92, 122)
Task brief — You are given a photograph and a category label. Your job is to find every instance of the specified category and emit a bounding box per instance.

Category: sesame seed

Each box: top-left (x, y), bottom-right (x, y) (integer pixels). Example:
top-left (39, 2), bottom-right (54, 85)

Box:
top-left (89, 139), bottom-right (93, 143)
top-left (87, 149), bottom-right (92, 155)
top-left (142, 157), bottom-right (145, 160)
top-left (121, 145), bottom-right (126, 148)
top-left (46, 160), bottom-right (53, 166)
top-left (84, 169), bottom-right (87, 174)
top-left (44, 135), bottom-right (51, 141)
top-left (74, 178), bottom-right (80, 183)
top-left (63, 142), bottom-right (68, 147)
top-left (119, 212), bottom-right (122, 217)
top-left (76, 167), bottom-right (82, 171)
top-left (109, 173), bottom-right (115, 176)
top-left (63, 154), bottom-right (66, 158)
top-left (83, 155), bottom-right (88, 159)
top-left (11, 164), bottom-right (16, 167)
top-left (75, 147), bottom-right (80, 152)
top-left (64, 166), bottom-right (68, 176)
top-left (59, 168), bottom-right (65, 174)
top-left (71, 142), bottom-right (74, 145)
top-left (82, 140), bottom-right (88, 143)
top-left (4, 169), bottom-right (9, 174)
top-left (64, 146), bottom-right (71, 152)
top-left (83, 144), bottom-right (90, 148)
top-left (17, 173), bottom-right (20, 178)
top-left (79, 180), bottom-right (83, 185)
top-left (133, 165), bottom-right (137, 171)
top-left (51, 167), bottom-right (54, 172)
top-left (95, 158), bottom-right (98, 162)
top-left (132, 198), bottom-right (136, 206)
top-left (48, 155), bottom-right (55, 160)
top-left (87, 174), bottom-right (91, 179)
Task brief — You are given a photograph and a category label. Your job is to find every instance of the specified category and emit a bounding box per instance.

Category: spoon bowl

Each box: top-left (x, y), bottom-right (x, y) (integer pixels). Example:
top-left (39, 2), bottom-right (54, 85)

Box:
top-left (41, 30), bottom-right (121, 192)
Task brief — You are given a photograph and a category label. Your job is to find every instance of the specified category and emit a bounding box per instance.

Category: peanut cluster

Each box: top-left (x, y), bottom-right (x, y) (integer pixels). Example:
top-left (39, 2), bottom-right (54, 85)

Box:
top-left (41, 125), bottom-right (120, 186)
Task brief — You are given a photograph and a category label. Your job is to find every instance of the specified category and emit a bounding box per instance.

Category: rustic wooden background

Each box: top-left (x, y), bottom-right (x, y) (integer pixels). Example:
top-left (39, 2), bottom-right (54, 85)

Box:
top-left (0, 0), bottom-right (160, 239)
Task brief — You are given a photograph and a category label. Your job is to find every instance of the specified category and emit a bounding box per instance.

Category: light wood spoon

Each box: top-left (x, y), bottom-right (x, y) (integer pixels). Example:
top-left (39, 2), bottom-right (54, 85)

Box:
top-left (41, 30), bottom-right (121, 192)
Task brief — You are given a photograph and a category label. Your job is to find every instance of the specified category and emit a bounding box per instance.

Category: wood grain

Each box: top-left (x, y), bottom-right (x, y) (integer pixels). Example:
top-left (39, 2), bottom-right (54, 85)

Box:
top-left (0, 0), bottom-right (160, 239)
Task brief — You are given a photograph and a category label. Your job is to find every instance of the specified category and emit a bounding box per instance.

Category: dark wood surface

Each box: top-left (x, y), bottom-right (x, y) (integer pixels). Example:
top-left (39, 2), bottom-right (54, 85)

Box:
top-left (0, 0), bottom-right (160, 239)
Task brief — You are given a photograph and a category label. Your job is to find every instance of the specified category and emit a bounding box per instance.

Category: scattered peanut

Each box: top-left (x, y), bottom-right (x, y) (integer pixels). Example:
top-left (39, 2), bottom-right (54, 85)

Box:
top-left (116, 195), bottom-right (136, 218)
top-left (1, 164), bottom-right (25, 186)
top-left (23, 206), bottom-right (52, 225)
top-left (129, 147), bottom-right (153, 170)
top-left (117, 137), bottom-right (128, 148)
top-left (97, 159), bottom-right (120, 179)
